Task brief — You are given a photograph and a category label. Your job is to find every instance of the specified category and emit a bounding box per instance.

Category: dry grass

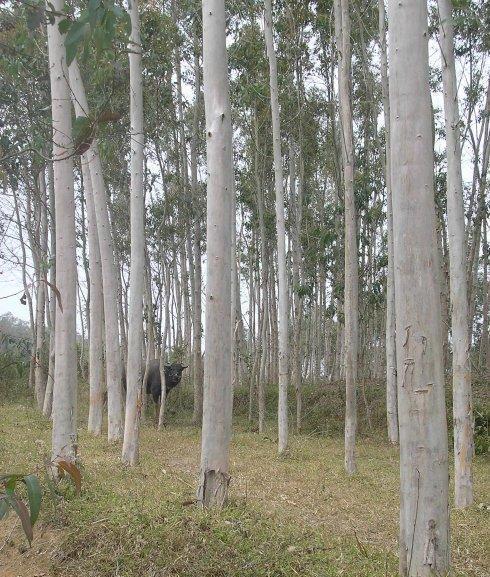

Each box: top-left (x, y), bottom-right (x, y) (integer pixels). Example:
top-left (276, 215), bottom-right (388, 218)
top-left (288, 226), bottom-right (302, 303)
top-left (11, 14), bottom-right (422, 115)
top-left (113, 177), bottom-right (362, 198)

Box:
top-left (0, 396), bottom-right (488, 577)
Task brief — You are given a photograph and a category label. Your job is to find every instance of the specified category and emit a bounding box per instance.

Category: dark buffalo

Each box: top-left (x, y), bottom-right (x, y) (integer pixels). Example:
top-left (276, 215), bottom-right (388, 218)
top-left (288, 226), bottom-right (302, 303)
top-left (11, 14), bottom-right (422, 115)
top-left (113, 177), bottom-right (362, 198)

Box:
top-left (145, 360), bottom-right (188, 404)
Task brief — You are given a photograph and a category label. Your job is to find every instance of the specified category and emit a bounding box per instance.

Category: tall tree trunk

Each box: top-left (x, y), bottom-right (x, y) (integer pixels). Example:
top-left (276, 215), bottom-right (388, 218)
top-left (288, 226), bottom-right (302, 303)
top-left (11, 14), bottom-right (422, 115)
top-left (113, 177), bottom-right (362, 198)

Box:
top-left (290, 141), bottom-right (303, 431)
top-left (335, 0), bottom-right (358, 475)
top-left (69, 60), bottom-right (123, 442)
top-left (122, 0), bottom-right (145, 466)
top-left (47, 0), bottom-right (77, 463)
top-left (83, 158), bottom-right (104, 435)
top-left (264, 0), bottom-right (289, 454)
top-left (378, 0), bottom-right (398, 444)
top-left (12, 186), bottom-right (36, 391)
top-left (388, 0), bottom-right (450, 574)
top-left (34, 169), bottom-right (48, 409)
top-left (479, 220), bottom-right (489, 376)
top-left (254, 113), bottom-right (268, 434)
top-left (438, 0), bottom-right (473, 509)
top-left (43, 163), bottom-right (56, 418)
top-left (191, 34), bottom-right (203, 424)
top-left (197, 0), bottom-right (234, 508)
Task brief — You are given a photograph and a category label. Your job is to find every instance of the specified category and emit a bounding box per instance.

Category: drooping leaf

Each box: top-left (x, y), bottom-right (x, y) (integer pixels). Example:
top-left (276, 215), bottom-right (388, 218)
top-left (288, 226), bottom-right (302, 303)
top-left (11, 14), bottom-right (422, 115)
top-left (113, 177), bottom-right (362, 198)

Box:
top-left (58, 18), bottom-right (71, 35)
top-left (65, 42), bottom-right (78, 68)
top-left (72, 116), bottom-right (94, 156)
top-left (22, 475), bottom-right (42, 525)
top-left (0, 497), bottom-right (10, 520)
top-left (43, 279), bottom-right (63, 313)
top-left (64, 20), bottom-right (90, 66)
top-left (93, 25), bottom-right (112, 52)
top-left (57, 460), bottom-right (81, 495)
top-left (3, 474), bottom-right (19, 494)
top-left (5, 495), bottom-right (33, 545)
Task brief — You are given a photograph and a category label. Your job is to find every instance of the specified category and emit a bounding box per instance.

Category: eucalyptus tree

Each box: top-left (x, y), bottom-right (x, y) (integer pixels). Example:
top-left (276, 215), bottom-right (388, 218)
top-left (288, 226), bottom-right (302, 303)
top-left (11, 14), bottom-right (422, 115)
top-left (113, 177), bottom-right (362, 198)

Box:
top-left (47, 1), bottom-right (78, 463)
top-left (43, 163), bottom-right (56, 418)
top-left (68, 60), bottom-right (124, 441)
top-left (263, 0), bottom-right (289, 455)
top-left (122, 0), bottom-right (145, 466)
top-left (334, 0), bottom-right (358, 475)
top-left (388, 0), bottom-right (450, 573)
top-left (197, 0), bottom-right (234, 508)
top-left (33, 169), bottom-right (48, 409)
top-left (437, 0), bottom-right (473, 509)
top-left (378, 0), bottom-right (398, 444)
top-left (191, 21), bottom-right (204, 426)
top-left (80, 158), bottom-right (104, 435)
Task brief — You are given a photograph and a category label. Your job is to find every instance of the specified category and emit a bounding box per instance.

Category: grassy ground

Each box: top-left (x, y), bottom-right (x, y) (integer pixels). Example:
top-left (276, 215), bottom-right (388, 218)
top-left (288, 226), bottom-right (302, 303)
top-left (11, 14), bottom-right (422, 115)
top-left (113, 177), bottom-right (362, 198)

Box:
top-left (0, 385), bottom-right (488, 577)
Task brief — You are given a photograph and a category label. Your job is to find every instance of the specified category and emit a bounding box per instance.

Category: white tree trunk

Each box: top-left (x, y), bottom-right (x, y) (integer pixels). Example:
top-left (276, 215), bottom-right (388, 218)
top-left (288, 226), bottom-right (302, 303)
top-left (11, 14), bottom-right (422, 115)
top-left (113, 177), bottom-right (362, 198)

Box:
top-left (197, 0), bottom-right (234, 508)
top-left (34, 169), bottom-right (48, 409)
top-left (264, 0), bottom-right (289, 455)
top-left (191, 35), bottom-right (203, 425)
top-left (43, 163), bottom-right (56, 418)
top-left (378, 0), bottom-right (398, 444)
top-left (388, 1), bottom-right (450, 574)
top-left (68, 60), bottom-right (124, 441)
top-left (158, 353), bottom-right (167, 430)
top-left (290, 141), bottom-right (303, 431)
top-left (82, 158), bottom-right (104, 435)
top-left (334, 0), bottom-right (358, 475)
top-left (438, 0), bottom-right (473, 509)
top-left (47, 0), bottom-right (77, 463)
top-left (122, 0), bottom-right (145, 465)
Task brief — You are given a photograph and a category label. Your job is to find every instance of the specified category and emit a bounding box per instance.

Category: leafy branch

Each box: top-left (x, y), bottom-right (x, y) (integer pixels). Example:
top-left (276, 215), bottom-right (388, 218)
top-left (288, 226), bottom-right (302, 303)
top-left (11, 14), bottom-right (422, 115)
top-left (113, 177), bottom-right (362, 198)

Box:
top-left (0, 459), bottom-right (81, 546)
top-left (58, 0), bottom-right (131, 66)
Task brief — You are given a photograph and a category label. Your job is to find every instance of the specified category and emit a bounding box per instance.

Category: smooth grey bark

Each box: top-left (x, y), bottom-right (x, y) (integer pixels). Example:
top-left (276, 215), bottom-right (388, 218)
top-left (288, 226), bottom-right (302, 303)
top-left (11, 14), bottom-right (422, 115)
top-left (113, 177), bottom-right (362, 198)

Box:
top-left (47, 0), bottom-right (78, 463)
top-left (191, 45), bottom-right (203, 423)
top-left (83, 157), bottom-right (104, 436)
top-left (334, 0), bottom-right (358, 475)
top-left (122, 0), bottom-right (145, 465)
top-left (197, 0), bottom-right (234, 508)
top-left (388, 0), bottom-right (450, 574)
top-left (264, 0), bottom-right (289, 454)
top-left (255, 138), bottom-right (268, 434)
top-left (378, 0), bottom-right (398, 444)
top-left (68, 60), bottom-right (123, 442)
top-left (34, 169), bottom-right (48, 409)
top-left (438, 0), bottom-right (473, 508)
top-left (290, 141), bottom-right (303, 431)
top-left (43, 163), bottom-right (56, 418)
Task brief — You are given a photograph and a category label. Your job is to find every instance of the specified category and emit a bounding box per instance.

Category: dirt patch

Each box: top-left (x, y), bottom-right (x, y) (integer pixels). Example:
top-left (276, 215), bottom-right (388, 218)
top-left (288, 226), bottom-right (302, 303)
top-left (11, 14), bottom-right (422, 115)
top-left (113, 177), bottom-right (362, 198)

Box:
top-left (0, 521), bottom-right (59, 577)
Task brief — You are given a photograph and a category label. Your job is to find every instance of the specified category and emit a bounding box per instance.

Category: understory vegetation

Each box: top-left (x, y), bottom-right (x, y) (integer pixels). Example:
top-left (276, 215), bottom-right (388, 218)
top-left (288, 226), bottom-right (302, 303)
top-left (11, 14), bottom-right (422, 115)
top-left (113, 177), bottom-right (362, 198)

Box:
top-left (1, 386), bottom-right (488, 577)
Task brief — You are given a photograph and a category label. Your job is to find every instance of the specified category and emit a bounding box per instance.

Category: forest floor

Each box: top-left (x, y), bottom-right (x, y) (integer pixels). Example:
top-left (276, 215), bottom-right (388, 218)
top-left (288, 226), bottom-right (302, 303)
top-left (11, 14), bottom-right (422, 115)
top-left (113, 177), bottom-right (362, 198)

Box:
top-left (0, 395), bottom-right (489, 577)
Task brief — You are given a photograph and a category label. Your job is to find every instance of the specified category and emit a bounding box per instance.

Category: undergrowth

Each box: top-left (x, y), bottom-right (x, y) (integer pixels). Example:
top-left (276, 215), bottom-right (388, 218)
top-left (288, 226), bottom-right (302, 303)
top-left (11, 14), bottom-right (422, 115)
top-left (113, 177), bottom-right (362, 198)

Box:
top-left (0, 382), bottom-right (488, 577)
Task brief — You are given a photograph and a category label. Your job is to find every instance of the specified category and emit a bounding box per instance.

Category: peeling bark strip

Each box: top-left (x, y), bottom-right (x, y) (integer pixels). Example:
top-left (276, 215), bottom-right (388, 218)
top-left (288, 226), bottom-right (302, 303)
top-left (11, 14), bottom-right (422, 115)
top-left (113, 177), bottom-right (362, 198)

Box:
top-left (388, 0), bottom-right (450, 575)
top-left (198, 470), bottom-right (231, 509)
top-left (197, 0), bottom-right (234, 508)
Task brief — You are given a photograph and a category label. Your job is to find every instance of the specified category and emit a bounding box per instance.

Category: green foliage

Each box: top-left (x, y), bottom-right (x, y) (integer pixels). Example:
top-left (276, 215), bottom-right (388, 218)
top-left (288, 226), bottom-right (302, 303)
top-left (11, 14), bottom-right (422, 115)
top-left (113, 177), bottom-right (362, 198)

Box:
top-left (0, 472), bottom-right (42, 544)
top-left (59, 1), bottom-right (130, 66)
top-left (0, 458), bottom-right (82, 546)
top-left (72, 115), bottom-right (94, 155)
